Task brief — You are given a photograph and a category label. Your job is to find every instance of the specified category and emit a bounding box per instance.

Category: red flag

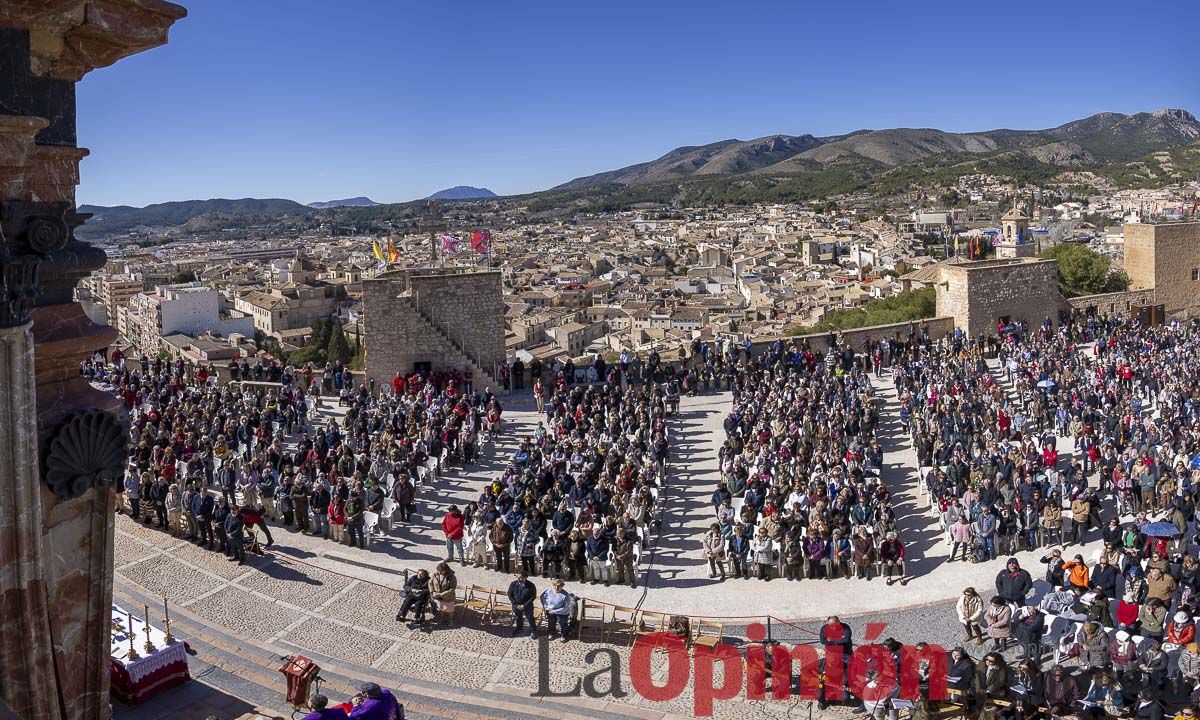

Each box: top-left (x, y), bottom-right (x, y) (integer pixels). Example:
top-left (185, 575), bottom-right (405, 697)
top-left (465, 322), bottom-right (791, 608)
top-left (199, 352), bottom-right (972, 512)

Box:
top-left (470, 230), bottom-right (491, 255)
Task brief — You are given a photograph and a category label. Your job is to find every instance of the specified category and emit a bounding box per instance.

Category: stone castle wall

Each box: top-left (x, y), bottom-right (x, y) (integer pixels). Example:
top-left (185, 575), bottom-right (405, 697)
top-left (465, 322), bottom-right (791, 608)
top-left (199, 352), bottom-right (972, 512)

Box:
top-left (363, 269), bottom-right (505, 390)
top-left (937, 259), bottom-right (1067, 337)
top-left (1066, 289), bottom-right (1157, 316)
top-left (750, 316), bottom-right (957, 355)
top-left (407, 269), bottom-right (506, 373)
top-left (1124, 222), bottom-right (1200, 317)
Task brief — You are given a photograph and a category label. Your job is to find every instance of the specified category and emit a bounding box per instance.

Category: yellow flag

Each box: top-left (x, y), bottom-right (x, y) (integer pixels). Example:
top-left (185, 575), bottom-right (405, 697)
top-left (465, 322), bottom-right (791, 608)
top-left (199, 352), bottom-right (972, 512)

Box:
top-left (372, 239), bottom-right (384, 261)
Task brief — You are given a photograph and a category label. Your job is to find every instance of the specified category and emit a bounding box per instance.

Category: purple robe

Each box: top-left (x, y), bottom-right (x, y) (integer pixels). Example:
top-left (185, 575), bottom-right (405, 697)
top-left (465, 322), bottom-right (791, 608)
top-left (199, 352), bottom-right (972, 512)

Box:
top-left (303, 709), bottom-right (348, 720)
top-left (348, 690), bottom-right (402, 720)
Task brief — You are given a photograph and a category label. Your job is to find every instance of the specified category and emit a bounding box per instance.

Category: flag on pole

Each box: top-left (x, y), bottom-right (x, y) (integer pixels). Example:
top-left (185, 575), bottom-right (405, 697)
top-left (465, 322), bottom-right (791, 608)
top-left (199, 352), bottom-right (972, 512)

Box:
top-left (386, 237), bottom-right (400, 263)
top-left (371, 239), bottom-right (384, 261)
top-left (470, 230), bottom-right (491, 255)
top-left (438, 234), bottom-right (461, 254)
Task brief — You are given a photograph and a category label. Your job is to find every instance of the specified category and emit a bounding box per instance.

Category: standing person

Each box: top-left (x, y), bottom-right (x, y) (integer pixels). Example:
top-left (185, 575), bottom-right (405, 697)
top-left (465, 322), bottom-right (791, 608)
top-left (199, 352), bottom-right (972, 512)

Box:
top-left (585, 526), bottom-right (610, 586)
top-left (124, 471), bottom-right (141, 519)
top-left (391, 475), bottom-right (415, 524)
top-left (345, 492), bottom-right (365, 549)
top-left (612, 528), bottom-right (637, 588)
top-left (310, 481), bottom-right (331, 540)
top-left (490, 519), bottom-right (513, 573)
top-left (750, 526), bottom-right (775, 581)
top-left (515, 519), bottom-right (538, 576)
top-left (985, 596), bottom-right (1013, 651)
top-left (540, 577), bottom-right (572, 642)
top-left (429, 562), bottom-right (457, 624)
top-left (441, 505), bottom-right (466, 564)
top-left (994, 558), bottom-right (1033, 605)
top-left (817, 616), bottom-right (853, 711)
top-left (196, 489), bottom-right (214, 548)
top-left (213, 496), bottom-right (229, 553)
top-left (224, 507), bottom-right (246, 565)
top-left (703, 523), bottom-right (726, 579)
top-left (328, 494), bottom-right (345, 544)
top-left (956, 587), bottom-right (985, 645)
top-left (507, 571), bottom-right (538, 640)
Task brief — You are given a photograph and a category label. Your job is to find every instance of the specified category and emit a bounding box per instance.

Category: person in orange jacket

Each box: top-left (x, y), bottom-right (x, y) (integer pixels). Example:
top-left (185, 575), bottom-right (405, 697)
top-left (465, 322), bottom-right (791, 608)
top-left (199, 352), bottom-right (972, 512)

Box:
top-left (1168, 611), bottom-right (1196, 647)
top-left (1062, 554), bottom-right (1090, 592)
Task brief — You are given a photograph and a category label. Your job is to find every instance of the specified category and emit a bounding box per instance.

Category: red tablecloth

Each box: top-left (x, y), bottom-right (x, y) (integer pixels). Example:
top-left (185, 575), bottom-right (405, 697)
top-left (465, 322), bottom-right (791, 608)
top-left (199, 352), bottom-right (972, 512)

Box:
top-left (109, 655), bottom-right (191, 704)
top-left (110, 604), bottom-right (190, 704)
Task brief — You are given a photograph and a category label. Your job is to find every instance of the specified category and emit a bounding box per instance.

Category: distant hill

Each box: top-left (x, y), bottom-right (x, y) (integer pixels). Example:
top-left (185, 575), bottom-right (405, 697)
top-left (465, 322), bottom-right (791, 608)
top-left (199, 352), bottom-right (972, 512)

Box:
top-left (425, 186), bottom-right (497, 200)
top-left (557, 109), bottom-right (1200, 187)
top-left (556, 134), bottom-right (832, 189)
top-left (306, 196), bottom-right (379, 208)
top-left (76, 197), bottom-right (309, 238)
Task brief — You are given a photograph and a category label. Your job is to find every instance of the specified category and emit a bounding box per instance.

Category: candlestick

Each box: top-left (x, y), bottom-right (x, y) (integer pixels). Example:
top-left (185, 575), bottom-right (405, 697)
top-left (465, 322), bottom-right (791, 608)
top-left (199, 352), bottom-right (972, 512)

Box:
top-left (163, 596), bottom-right (175, 644)
top-left (126, 611), bottom-right (140, 660)
top-left (143, 605), bottom-right (156, 654)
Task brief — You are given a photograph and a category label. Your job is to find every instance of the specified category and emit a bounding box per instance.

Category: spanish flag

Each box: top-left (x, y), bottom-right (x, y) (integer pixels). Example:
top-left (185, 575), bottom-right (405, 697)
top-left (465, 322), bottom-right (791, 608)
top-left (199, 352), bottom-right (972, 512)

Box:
top-left (371, 239), bottom-right (384, 261)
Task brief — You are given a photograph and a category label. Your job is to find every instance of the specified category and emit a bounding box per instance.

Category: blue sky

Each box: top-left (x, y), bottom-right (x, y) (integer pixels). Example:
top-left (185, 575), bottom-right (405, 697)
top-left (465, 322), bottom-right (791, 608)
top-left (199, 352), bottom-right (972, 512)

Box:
top-left (76, 0), bottom-right (1198, 207)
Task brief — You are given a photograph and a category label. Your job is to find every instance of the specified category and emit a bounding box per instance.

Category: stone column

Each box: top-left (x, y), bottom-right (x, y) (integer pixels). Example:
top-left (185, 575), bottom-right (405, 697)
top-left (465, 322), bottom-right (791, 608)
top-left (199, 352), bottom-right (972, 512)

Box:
top-left (0, 3), bottom-right (186, 719)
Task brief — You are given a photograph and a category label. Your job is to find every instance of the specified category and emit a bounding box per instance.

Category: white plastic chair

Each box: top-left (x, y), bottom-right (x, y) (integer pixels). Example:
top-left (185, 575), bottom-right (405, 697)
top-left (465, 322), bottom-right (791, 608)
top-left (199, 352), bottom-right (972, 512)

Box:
top-left (363, 511), bottom-right (380, 548)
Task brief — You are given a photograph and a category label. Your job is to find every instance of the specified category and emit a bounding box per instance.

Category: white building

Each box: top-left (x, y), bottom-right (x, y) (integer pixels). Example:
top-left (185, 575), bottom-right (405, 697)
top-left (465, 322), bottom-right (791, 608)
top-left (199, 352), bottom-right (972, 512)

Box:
top-left (125, 283), bottom-right (254, 355)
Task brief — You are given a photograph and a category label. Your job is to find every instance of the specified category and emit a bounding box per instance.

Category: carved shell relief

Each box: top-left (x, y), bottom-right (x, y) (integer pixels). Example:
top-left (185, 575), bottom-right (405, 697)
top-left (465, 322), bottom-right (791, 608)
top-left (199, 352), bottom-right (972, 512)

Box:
top-left (44, 411), bottom-right (128, 500)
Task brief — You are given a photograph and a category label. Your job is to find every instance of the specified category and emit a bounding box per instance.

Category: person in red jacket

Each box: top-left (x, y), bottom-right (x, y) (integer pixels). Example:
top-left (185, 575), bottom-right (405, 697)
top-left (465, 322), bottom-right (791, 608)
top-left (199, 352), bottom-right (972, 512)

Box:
top-left (442, 505), bottom-right (465, 564)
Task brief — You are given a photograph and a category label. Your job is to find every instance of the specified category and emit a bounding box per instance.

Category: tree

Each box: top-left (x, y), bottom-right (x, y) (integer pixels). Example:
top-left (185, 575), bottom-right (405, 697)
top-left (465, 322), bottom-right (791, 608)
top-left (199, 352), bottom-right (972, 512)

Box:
top-left (1038, 243), bottom-right (1129, 297)
top-left (785, 288), bottom-right (935, 336)
top-left (173, 269), bottom-right (196, 283)
top-left (326, 322), bottom-right (352, 365)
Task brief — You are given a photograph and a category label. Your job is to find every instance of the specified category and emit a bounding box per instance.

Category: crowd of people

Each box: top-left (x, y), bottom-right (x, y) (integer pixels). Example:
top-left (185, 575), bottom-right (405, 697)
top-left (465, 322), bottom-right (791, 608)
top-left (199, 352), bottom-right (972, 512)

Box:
top-left (916, 313), bottom-right (1200, 719)
top-left (90, 352), bottom-right (505, 562)
top-left (713, 336), bottom-right (905, 582)
top-left (446, 366), bottom-right (672, 588)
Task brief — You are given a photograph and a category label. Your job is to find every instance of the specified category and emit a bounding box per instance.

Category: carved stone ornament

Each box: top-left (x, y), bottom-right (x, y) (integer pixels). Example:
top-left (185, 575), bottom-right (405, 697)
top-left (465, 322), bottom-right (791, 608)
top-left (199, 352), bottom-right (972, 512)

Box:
top-left (44, 410), bottom-right (128, 500)
top-left (0, 200), bottom-right (72, 328)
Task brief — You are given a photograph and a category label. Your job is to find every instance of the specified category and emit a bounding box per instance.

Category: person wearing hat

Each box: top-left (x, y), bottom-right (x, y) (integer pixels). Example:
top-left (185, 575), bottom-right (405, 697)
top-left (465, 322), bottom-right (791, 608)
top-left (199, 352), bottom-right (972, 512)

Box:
top-left (995, 558), bottom-right (1033, 605)
top-left (1111, 630), bottom-right (1139, 680)
top-left (348, 682), bottom-right (401, 720)
top-left (1169, 611), bottom-right (1197, 647)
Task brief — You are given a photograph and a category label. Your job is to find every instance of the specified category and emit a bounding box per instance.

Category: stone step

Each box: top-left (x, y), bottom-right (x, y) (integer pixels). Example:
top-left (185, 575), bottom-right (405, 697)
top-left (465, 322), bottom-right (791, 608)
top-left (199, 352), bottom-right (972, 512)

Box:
top-left (112, 581), bottom-right (659, 720)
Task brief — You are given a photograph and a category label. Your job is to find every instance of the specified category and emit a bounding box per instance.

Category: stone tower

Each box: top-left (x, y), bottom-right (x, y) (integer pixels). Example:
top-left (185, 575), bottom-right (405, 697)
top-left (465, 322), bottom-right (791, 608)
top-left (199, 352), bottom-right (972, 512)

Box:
top-left (995, 206), bottom-right (1034, 259)
top-left (362, 268), bottom-right (506, 391)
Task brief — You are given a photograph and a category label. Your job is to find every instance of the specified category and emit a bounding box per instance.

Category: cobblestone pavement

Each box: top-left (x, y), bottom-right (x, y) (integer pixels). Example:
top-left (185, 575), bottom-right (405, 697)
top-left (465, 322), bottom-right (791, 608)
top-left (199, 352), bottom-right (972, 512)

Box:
top-left (113, 372), bottom-right (1117, 718)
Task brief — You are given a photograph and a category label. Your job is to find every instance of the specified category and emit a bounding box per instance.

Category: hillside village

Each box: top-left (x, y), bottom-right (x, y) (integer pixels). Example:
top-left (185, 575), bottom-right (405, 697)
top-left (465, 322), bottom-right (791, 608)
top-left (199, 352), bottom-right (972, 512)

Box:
top-left (82, 175), bottom-right (1197, 370)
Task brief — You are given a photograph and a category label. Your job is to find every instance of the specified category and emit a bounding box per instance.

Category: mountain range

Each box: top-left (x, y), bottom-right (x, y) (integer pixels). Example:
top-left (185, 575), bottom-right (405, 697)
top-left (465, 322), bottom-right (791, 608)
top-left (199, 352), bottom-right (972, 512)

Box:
top-left (75, 109), bottom-right (1199, 238)
top-left (555, 108), bottom-right (1200, 188)
top-left (306, 196), bottom-right (379, 208)
top-left (425, 186), bottom-right (497, 200)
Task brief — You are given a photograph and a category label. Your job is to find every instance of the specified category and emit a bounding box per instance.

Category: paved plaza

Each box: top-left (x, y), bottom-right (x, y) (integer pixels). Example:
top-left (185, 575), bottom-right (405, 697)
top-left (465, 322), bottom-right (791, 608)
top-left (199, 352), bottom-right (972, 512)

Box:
top-left (112, 364), bottom-right (1113, 718)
